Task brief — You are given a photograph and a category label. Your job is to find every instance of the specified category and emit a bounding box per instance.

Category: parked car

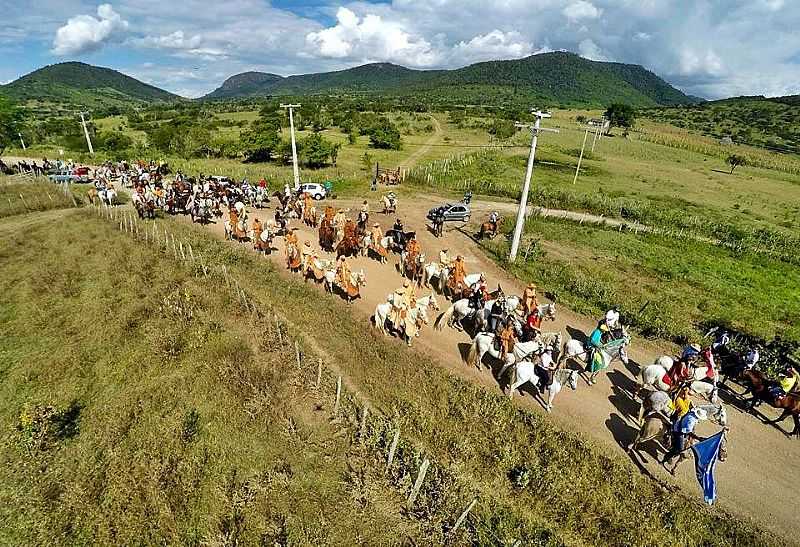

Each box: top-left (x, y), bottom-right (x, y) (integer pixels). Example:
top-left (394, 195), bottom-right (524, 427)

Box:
top-left (209, 175), bottom-right (234, 185)
top-left (426, 202), bottom-right (471, 223)
top-left (48, 169), bottom-right (89, 183)
top-left (299, 182), bottom-right (327, 200)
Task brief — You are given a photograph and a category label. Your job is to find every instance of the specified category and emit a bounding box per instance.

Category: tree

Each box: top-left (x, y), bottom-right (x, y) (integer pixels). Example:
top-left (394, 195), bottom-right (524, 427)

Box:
top-left (240, 120), bottom-right (281, 162)
top-left (369, 117), bottom-right (402, 150)
top-left (97, 131), bottom-right (133, 152)
top-left (0, 97), bottom-right (24, 156)
top-left (488, 118), bottom-right (515, 140)
top-left (361, 152), bottom-right (374, 172)
top-left (604, 103), bottom-right (636, 135)
top-left (301, 132), bottom-right (338, 168)
top-left (727, 154), bottom-right (747, 174)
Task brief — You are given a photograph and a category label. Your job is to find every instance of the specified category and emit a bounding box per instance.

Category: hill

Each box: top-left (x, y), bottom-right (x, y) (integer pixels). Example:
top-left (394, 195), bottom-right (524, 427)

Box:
top-left (203, 71), bottom-right (284, 100)
top-left (0, 62), bottom-right (180, 111)
top-left (641, 95), bottom-right (800, 154)
top-left (202, 52), bottom-right (696, 107)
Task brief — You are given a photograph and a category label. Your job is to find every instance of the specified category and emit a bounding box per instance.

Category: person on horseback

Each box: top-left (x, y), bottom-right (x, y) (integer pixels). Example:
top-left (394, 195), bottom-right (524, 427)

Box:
top-left (361, 200), bottom-right (369, 215)
top-left (497, 317), bottom-right (517, 362)
top-left (333, 209), bottom-right (346, 228)
top-left (662, 407), bottom-right (708, 474)
top-left (335, 256), bottom-right (351, 288)
top-left (766, 365), bottom-right (800, 402)
top-left (370, 222), bottom-right (383, 248)
top-left (301, 241), bottom-right (316, 272)
top-left (393, 218), bottom-right (404, 233)
top-left (586, 324), bottom-right (606, 372)
top-left (671, 386), bottom-right (693, 423)
top-left (489, 211), bottom-right (500, 225)
top-left (406, 235), bottom-right (421, 258)
top-left (463, 190), bottom-right (472, 205)
top-left (604, 306), bottom-right (621, 330)
top-left (450, 255), bottom-right (467, 293)
top-left (439, 248), bottom-right (452, 269)
top-left (522, 282), bottom-right (538, 317)
top-left (252, 217), bottom-right (263, 244)
top-left (534, 346), bottom-right (556, 391)
top-left (284, 228), bottom-right (299, 266)
top-left (523, 308), bottom-right (542, 342)
top-left (488, 298), bottom-right (505, 333)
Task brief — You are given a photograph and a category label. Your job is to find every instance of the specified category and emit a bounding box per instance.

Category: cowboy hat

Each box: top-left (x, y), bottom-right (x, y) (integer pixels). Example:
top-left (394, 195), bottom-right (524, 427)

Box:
top-left (304, 241), bottom-right (311, 247)
top-left (693, 408), bottom-right (708, 420)
top-left (373, 223), bottom-right (380, 227)
top-left (527, 282), bottom-right (537, 289)
top-left (403, 280), bottom-right (410, 287)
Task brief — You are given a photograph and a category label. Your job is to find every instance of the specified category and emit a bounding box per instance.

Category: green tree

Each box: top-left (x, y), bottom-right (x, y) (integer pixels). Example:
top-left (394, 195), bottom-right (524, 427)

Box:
top-left (369, 117), bottom-right (402, 150)
top-left (0, 97), bottom-right (25, 156)
top-left (301, 132), bottom-right (339, 168)
top-left (727, 154), bottom-right (747, 174)
top-left (604, 103), bottom-right (636, 135)
top-left (361, 152), bottom-right (374, 172)
top-left (240, 120), bottom-right (281, 162)
top-left (488, 118), bottom-right (515, 140)
top-left (97, 131), bottom-right (133, 152)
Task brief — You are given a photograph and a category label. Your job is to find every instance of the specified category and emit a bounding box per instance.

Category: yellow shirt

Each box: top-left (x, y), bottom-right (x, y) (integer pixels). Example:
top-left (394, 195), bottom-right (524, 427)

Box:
top-left (673, 397), bottom-right (691, 418)
top-left (780, 375), bottom-right (797, 393)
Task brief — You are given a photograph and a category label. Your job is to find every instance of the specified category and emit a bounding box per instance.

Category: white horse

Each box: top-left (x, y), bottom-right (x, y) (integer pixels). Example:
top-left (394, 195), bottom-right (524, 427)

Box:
top-left (498, 332), bottom-right (562, 379)
top-left (360, 234), bottom-right (392, 263)
top-left (467, 335), bottom-right (546, 370)
top-left (423, 262), bottom-right (450, 292)
top-left (323, 268), bottom-right (366, 295)
top-left (507, 365), bottom-right (579, 412)
top-left (627, 403), bottom-right (728, 460)
top-left (374, 293), bottom-right (440, 336)
top-left (560, 330), bottom-right (631, 384)
top-left (99, 188), bottom-right (117, 206)
top-left (638, 362), bottom-right (719, 403)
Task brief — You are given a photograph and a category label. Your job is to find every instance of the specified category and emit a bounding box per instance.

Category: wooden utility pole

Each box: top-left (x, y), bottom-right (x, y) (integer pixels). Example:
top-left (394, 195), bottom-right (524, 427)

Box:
top-left (79, 111), bottom-right (94, 155)
top-left (280, 104), bottom-right (301, 188)
top-left (508, 110), bottom-right (558, 263)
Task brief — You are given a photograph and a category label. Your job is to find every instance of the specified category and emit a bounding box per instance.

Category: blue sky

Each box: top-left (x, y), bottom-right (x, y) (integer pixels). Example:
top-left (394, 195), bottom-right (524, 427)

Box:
top-left (1, 0), bottom-right (799, 99)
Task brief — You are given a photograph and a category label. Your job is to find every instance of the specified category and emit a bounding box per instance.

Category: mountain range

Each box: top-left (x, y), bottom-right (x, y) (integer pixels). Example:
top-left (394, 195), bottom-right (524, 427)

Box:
top-left (0, 52), bottom-right (700, 110)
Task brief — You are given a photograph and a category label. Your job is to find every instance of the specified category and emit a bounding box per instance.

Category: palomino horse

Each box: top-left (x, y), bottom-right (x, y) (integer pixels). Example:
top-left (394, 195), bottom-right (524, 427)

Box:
top-left (477, 217), bottom-right (503, 240)
top-left (560, 330), bottom-right (631, 385)
top-left (361, 234), bottom-right (391, 263)
top-left (373, 293), bottom-right (440, 343)
top-left (506, 365), bottom-right (579, 412)
top-left (323, 269), bottom-right (366, 303)
top-left (626, 404), bottom-right (728, 470)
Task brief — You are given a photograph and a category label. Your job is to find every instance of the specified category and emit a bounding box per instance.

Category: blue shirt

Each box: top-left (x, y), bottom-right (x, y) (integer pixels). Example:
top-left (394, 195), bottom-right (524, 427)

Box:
top-left (674, 411), bottom-right (700, 434)
top-left (588, 328), bottom-right (603, 348)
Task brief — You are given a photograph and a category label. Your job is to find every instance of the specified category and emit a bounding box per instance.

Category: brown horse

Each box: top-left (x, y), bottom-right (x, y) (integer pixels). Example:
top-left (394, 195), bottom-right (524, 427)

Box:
top-left (742, 369), bottom-right (800, 437)
top-left (318, 219), bottom-right (335, 252)
top-left (477, 218), bottom-right (503, 240)
top-left (336, 234), bottom-right (360, 258)
top-left (87, 187), bottom-right (98, 205)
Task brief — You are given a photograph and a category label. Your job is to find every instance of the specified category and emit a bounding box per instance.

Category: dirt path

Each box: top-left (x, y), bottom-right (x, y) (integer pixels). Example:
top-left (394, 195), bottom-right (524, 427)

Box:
top-left (159, 194), bottom-right (799, 542)
top-left (397, 115), bottom-right (442, 171)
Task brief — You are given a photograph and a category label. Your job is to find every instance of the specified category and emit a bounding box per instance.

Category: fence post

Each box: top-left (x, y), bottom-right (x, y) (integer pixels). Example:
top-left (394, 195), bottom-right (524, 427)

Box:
top-left (315, 358), bottom-right (323, 388)
top-left (294, 341), bottom-right (301, 368)
top-left (451, 497), bottom-right (478, 534)
top-left (407, 458), bottom-right (430, 507)
top-left (386, 429), bottom-right (400, 471)
top-left (359, 406), bottom-right (369, 440)
top-left (333, 376), bottom-right (342, 415)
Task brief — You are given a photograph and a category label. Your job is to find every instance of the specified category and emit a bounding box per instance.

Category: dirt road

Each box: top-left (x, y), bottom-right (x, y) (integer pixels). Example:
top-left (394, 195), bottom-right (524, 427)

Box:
top-left (397, 115), bottom-right (442, 171)
top-left (170, 194), bottom-right (799, 541)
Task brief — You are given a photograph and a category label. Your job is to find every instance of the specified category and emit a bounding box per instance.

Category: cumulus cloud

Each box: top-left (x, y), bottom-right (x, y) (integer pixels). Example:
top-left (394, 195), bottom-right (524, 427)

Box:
top-left (563, 1), bottom-right (602, 22)
top-left (52, 4), bottom-right (128, 55)
top-left (305, 7), bottom-right (438, 66)
top-left (449, 30), bottom-right (537, 65)
top-left (578, 38), bottom-right (610, 62)
top-left (136, 30), bottom-right (202, 50)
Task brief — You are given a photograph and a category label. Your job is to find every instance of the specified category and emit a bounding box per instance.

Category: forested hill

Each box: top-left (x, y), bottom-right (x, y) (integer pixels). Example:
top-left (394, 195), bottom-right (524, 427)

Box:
top-left (202, 52), bottom-right (698, 107)
top-left (0, 62), bottom-right (180, 110)
top-left (641, 95), bottom-right (800, 154)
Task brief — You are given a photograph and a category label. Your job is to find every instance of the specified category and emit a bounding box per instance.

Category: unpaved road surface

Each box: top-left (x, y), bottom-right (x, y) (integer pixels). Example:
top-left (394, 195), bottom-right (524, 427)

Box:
top-left (163, 193), bottom-right (800, 542)
top-left (397, 116), bottom-right (442, 171)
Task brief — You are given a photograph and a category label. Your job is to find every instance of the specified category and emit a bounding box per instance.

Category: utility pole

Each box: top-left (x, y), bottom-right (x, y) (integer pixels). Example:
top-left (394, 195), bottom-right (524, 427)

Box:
top-left (281, 103), bottom-right (301, 188)
top-left (590, 123), bottom-right (600, 153)
top-left (79, 111), bottom-right (94, 155)
top-left (572, 127), bottom-right (589, 184)
top-left (508, 110), bottom-right (558, 263)
top-left (18, 132), bottom-right (26, 151)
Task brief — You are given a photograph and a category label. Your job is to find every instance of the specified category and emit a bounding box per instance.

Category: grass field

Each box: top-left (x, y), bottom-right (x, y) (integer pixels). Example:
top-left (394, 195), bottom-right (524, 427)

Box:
top-left (0, 179), bottom-right (78, 217)
top-left (0, 206), bottom-right (775, 546)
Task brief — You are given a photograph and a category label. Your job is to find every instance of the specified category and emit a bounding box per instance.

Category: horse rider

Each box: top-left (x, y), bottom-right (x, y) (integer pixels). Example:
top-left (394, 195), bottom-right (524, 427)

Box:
top-left (432, 207), bottom-right (445, 237)
top-left (488, 298), bottom-right (505, 333)
top-left (468, 275), bottom-right (488, 310)
top-left (324, 205), bottom-right (336, 223)
top-left (534, 346), bottom-right (557, 392)
top-left (744, 346), bottom-right (760, 370)
top-left (450, 255), bottom-right (467, 293)
top-left (361, 200), bottom-right (369, 215)
top-left (284, 183), bottom-right (292, 199)
top-left (522, 282), bottom-right (538, 317)
top-left (489, 210), bottom-right (500, 225)
top-left (604, 306), bottom-right (621, 330)
top-left (439, 248), bottom-right (452, 269)
top-left (252, 217), bottom-right (263, 246)
top-left (333, 209), bottom-right (346, 228)
top-left (711, 329), bottom-right (730, 352)
top-left (303, 191), bottom-right (313, 215)
top-left (370, 222), bottom-right (383, 248)
top-left (301, 241), bottom-right (316, 273)
top-left (497, 316), bottom-right (517, 362)
top-left (670, 386), bottom-right (693, 423)
top-left (392, 218), bottom-right (404, 236)
top-left (766, 365), bottom-right (800, 402)
top-left (662, 407), bottom-right (708, 474)
top-left (284, 228), bottom-right (299, 266)
top-left (336, 256), bottom-right (351, 288)
top-left (585, 323), bottom-right (606, 371)
top-left (406, 234), bottom-right (421, 259)
top-left (463, 190), bottom-right (472, 205)
top-left (523, 307), bottom-right (543, 342)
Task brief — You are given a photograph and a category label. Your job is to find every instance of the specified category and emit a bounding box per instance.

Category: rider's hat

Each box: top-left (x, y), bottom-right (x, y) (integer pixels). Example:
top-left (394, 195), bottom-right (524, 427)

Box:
top-left (304, 241), bottom-right (310, 247)
top-left (600, 324), bottom-right (609, 332)
top-left (527, 282), bottom-right (536, 289)
top-left (338, 255), bottom-right (345, 261)
top-left (693, 408), bottom-right (708, 420)
top-left (403, 280), bottom-right (410, 287)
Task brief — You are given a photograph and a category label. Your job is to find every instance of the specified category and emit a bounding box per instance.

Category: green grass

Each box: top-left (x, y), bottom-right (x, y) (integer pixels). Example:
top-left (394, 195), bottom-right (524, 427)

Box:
top-left (0, 180), bottom-right (77, 217)
top-left (0, 207), bottom-right (776, 546)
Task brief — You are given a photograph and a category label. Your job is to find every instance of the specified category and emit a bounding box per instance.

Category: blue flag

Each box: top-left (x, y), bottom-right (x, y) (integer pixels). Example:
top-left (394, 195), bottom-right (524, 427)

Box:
top-left (691, 430), bottom-right (725, 504)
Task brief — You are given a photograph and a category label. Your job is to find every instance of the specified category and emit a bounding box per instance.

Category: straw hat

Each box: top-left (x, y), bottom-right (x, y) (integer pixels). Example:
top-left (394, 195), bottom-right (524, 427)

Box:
top-left (693, 408), bottom-right (708, 420)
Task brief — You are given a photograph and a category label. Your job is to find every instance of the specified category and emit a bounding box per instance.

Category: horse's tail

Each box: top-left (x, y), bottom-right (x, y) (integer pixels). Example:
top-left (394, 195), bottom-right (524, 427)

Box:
top-left (467, 336), bottom-right (478, 368)
top-left (435, 304), bottom-right (454, 330)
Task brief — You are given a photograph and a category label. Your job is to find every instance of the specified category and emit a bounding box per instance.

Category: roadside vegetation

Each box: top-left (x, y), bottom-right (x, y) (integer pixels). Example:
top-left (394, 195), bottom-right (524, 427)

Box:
top-left (0, 179), bottom-right (77, 217)
top-left (0, 208), bottom-right (775, 547)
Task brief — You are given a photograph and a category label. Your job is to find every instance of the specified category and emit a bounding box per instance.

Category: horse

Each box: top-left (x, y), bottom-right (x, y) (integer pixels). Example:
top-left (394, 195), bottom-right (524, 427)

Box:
top-left (477, 218), bottom-right (503, 240)
top-left (498, 332), bottom-right (562, 379)
top-left (99, 188), bottom-right (117, 206)
top-left (740, 369), bottom-right (800, 437)
top-left (400, 252), bottom-right (426, 286)
top-left (423, 262), bottom-right (449, 292)
top-left (467, 334), bottom-right (545, 371)
top-left (304, 257), bottom-right (334, 283)
top-left (637, 361), bottom-right (719, 403)
top-left (626, 404), bottom-right (729, 469)
top-left (191, 196), bottom-right (214, 224)
top-left (374, 293), bottom-right (441, 338)
top-left (560, 329), bottom-right (631, 385)
top-left (506, 365), bottom-right (579, 412)
top-left (323, 269), bottom-right (366, 303)
top-left (362, 234), bottom-right (391, 263)
top-left (255, 223), bottom-right (277, 255)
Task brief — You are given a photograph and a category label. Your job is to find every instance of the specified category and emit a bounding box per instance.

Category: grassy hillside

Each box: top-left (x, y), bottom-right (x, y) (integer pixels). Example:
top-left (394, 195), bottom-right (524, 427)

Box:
top-left (0, 62), bottom-right (180, 110)
top-left (202, 52), bottom-right (695, 107)
top-left (641, 96), bottom-right (800, 154)
top-left (0, 206), bottom-right (775, 546)
top-left (203, 72), bottom-right (284, 100)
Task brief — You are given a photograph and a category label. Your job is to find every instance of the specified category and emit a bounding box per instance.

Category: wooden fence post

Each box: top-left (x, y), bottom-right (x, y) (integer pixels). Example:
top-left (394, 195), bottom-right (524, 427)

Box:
top-left (359, 406), bottom-right (369, 440)
top-left (333, 376), bottom-right (342, 415)
top-left (315, 358), bottom-right (322, 388)
top-left (407, 458), bottom-right (430, 507)
top-left (294, 341), bottom-right (301, 368)
top-left (451, 497), bottom-right (478, 534)
top-left (386, 429), bottom-right (400, 471)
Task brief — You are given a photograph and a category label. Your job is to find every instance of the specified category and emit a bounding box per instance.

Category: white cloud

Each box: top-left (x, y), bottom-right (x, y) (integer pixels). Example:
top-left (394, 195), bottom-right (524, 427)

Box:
top-left (136, 30), bottom-right (202, 50)
top-left (305, 7), bottom-right (438, 66)
top-left (450, 30), bottom-right (536, 64)
top-left (52, 4), bottom-right (128, 55)
top-left (578, 38), bottom-right (610, 61)
top-left (563, 1), bottom-right (602, 22)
